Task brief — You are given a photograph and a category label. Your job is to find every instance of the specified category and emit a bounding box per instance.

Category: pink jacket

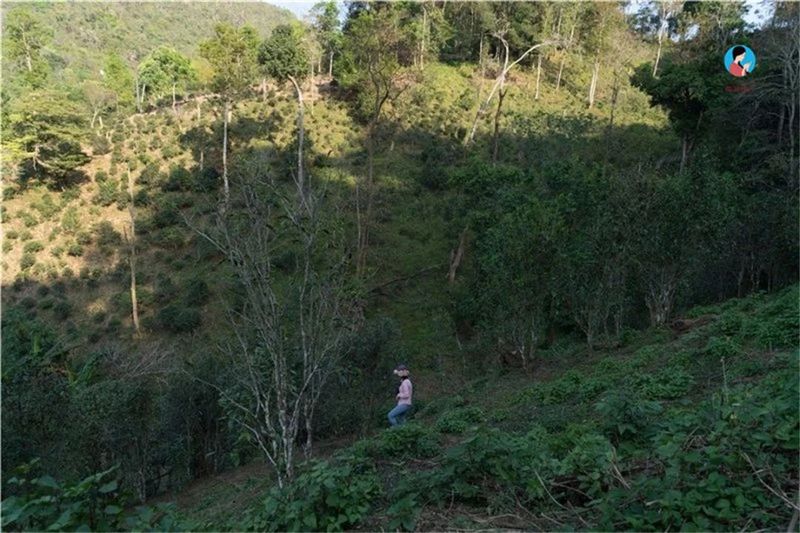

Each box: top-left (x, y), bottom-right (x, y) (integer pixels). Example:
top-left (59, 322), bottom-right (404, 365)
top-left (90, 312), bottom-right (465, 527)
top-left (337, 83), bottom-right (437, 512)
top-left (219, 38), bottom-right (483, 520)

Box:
top-left (397, 379), bottom-right (413, 406)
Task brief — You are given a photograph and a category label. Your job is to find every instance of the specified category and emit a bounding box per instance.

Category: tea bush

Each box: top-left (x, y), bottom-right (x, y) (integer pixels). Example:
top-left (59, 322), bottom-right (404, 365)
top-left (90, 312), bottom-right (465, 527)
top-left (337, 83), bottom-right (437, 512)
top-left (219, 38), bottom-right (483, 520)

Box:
top-left (18, 210), bottom-right (38, 228)
top-left (93, 221), bottom-right (122, 246)
top-left (703, 336), bottom-right (742, 359)
top-left (31, 194), bottom-right (60, 220)
top-left (20, 253), bottom-right (36, 271)
top-left (61, 207), bottom-right (81, 234)
top-left (434, 406), bottom-right (485, 434)
top-left (632, 366), bottom-right (694, 399)
top-left (374, 423), bottom-right (441, 458)
top-left (254, 458), bottom-right (381, 532)
top-left (156, 304), bottom-right (200, 333)
top-left (23, 241), bottom-right (44, 254)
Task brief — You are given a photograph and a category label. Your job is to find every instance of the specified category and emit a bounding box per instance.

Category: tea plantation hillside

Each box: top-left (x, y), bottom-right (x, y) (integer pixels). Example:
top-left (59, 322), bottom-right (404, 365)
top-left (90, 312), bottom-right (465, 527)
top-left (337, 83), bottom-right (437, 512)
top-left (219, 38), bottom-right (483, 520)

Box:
top-left (165, 285), bottom-right (799, 531)
top-left (2, 2), bottom-right (798, 531)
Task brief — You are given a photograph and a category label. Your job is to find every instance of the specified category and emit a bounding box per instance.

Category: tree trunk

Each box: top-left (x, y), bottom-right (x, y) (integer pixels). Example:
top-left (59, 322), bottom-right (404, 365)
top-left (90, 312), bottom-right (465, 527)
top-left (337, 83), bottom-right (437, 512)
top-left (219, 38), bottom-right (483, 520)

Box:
top-left (421, 6), bottom-right (427, 70)
top-left (172, 82), bottom-right (177, 112)
top-left (288, 76), bottom-right (306, 208)
top-left (588, 55), bottom-right (599, 108)
top-left (222, 100), bottom-right (230, 208)
top-left (535, 53), bottom-right (542, 100)
top-left (653, 24), bottom-right (665, 77)
top-left (448, 227), bottom-right (468, 283)
top-left (328, 51), bottom-right (334, 77)
top-left (556, 55), bottom-right (565, 91)
top-left (465, 38), bottom-right (552, 145)
top-left (127, 166), bottom-right (141, 336)
top-left (645, 274), bottom-right (676, 327)
top-left (680, 135), bottom-right (689, 174)
top-left (491, 86), bottom-right (507, 163)
top-left (91, 109), bottom-right (99, 129)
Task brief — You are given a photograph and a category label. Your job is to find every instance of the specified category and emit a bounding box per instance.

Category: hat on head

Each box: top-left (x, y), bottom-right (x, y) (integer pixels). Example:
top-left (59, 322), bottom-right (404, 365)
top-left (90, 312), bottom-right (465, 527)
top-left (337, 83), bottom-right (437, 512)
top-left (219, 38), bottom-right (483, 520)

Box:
top-left (395, 364), bottom-right (408, 371)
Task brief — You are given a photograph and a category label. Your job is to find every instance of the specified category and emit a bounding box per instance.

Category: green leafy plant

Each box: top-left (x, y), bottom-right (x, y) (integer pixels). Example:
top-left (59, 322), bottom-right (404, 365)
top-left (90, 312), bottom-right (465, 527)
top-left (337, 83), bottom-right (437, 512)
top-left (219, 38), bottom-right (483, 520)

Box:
top-left (1, 460), bottom-right (183, 531)
top-left (434, 406), bottom-right (485, 434)
top-left (255, 458), bottom-right (381, 532)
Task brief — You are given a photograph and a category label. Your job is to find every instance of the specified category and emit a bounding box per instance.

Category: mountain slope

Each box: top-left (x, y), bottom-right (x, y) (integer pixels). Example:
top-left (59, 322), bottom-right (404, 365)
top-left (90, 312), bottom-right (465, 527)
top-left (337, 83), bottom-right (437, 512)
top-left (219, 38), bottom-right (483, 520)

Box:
top-left (1, 2), bottom-right (294, 86)
top-left (168, 285), bottom-right (799, 531)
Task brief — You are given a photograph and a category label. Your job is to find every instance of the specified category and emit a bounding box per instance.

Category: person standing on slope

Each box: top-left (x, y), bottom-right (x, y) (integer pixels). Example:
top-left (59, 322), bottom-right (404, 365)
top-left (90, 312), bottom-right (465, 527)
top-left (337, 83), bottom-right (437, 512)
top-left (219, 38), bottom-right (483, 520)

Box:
top-left (388, 364), bottom-right (413, 427)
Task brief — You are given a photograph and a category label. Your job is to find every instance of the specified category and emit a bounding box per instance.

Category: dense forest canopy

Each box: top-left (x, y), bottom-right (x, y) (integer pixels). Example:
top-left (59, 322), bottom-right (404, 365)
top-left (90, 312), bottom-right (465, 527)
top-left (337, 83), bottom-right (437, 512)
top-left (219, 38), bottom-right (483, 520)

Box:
top-left (1, 1), bottom-right (798, 531)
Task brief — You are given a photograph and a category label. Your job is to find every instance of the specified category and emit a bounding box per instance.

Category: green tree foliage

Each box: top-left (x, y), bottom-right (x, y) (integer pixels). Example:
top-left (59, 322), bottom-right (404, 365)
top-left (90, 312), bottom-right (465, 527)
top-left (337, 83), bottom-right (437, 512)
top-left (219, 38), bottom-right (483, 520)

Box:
top-left (2, 7), bottom-right (52, 89)
top-left (199, 23), bottom-right (259, 100)
top-left (310, 1), bottom-right (341, 76)
top-left (338, 7), bottom-right (417, 122)
top-left (102, 53), bottom-right (135, 110)
top-left (6, 90), bottom-right (91, 186)
top-left (137, 46), bottom-right (196, 106)
top-left (258, 24), bottom-right (309, 82)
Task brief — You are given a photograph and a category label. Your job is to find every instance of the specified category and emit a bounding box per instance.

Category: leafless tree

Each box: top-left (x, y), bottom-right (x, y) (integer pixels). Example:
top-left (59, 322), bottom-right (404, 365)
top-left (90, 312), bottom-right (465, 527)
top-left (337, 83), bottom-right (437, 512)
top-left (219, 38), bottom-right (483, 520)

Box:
top-left (188, 153), bottom-right (355, 487)
top-left (464, 32), bottom-right (555, 146)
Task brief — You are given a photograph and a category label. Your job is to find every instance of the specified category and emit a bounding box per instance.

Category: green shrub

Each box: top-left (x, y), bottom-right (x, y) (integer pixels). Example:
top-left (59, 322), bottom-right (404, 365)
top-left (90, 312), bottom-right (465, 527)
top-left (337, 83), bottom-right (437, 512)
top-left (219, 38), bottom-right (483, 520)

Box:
top-left (61, 208), bottom-right (80, 234)
top-left (23, 241), bottom-right (44, 254)
top-left (76, 231), bottom-right (92, 246)
top-left (19, 230), bottom-right (32, 241)
top-left (742, 286), bottom-right (799, 349)
top-left (6, 230), bottom-right (19, 240)
top-left (156, 305), bottom-right (200, 333)
top-left (184, 278), bottom-right (209, 306)
top-left (94, 179), bottom-right (119, 207)
top-left (594, 389), bottom-right (663, 440)
top-left (139, 162), bottom-right (161, 185)
top-left (93, 221), bottom-right (122, 246)
top-left (18, 210), bottom-right (38, 227)
top-left (704, 336), bottom-right (742, 359)
top-left (31, 194), bottom-right (60, 220)
top-left (152, 197), bottom-right (180, 228)
top-left (254, 458), bottom-right (381, 532)
top-left (1, 461), bottom-right (183, 531)
top-left (3, 240), bottom-right (13, 253)
top-left (559, 433), bottom-right (616, 497)
top-left (152, 227), bottom-right (185, 249)
top-left (95, 170), bottom-right (109, 183)
top-left (91, 134), bottom-right (111, 155)
top-left (67, 242), bottom-right (84, 257)
top-left (375, 423), bottom-right (441, 458)
top-left (193, 166), bottom-right (219, 193)
top-left (632, 367), bottom-right (694, 400)
top-left (161, 144), bottom-right (180, 160)
top-left (20, 253), bottom-right (36, 271)
top-left (52, 300), bottom-right (72, 320)
top-left (435, 406), bottom-right (485, 434)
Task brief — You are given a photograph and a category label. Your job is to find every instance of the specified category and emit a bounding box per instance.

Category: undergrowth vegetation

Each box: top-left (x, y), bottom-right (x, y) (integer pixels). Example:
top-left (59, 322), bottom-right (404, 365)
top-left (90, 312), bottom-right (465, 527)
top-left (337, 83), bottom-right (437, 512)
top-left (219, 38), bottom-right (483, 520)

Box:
top-left (230, 286), bottom-right (799, 532)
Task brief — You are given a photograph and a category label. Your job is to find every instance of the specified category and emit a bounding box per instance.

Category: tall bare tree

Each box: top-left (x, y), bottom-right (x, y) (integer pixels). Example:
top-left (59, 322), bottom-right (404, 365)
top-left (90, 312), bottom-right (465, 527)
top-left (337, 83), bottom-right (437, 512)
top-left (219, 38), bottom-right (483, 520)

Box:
top-left (464, 34), bottom-right (554, 146)
top-left (189, 154), bottom-right (354, 487)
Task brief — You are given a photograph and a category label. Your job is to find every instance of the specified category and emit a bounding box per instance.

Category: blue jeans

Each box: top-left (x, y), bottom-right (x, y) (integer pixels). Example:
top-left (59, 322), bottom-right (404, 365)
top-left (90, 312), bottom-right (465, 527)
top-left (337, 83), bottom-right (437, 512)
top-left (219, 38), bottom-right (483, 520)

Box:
top-left (388, 404), bottom-right (412, 427)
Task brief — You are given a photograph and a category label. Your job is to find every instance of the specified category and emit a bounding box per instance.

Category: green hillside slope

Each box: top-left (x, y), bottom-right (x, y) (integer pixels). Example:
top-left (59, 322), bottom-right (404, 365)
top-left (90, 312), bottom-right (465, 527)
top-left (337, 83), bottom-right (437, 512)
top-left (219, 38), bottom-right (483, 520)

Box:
top-left (173, 285), bottom-right (799, 531)
top-left (2, 2), bottom-right (797, 531)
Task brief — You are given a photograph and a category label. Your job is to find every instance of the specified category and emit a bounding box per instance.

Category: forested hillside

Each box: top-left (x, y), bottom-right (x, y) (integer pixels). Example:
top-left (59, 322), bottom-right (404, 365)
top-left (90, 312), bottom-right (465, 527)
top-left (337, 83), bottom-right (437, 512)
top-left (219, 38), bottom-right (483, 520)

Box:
top-left (0, 2), bottom-right (294, 95)
top-left (2, 1), bottom-right (798, 531)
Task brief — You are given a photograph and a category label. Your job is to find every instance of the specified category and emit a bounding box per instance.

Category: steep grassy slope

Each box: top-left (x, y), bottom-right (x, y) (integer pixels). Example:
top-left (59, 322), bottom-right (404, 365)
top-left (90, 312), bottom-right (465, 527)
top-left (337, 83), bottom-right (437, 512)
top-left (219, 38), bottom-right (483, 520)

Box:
top-left (170, 285), bottom-right (798, 531)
